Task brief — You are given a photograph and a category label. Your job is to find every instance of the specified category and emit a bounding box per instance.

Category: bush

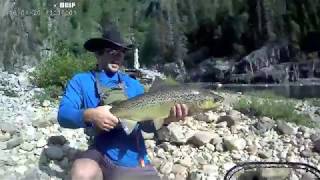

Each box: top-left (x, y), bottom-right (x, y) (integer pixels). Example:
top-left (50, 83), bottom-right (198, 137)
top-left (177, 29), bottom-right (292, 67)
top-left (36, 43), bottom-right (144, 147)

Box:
top-left (233, 96), bottom-right (316, 127)
top-left (29, 42), bottom-right (96, 101)
top-left (29, 51), bottom-right (96, 89)
top-left (243, 90), bottom-right (285, 100)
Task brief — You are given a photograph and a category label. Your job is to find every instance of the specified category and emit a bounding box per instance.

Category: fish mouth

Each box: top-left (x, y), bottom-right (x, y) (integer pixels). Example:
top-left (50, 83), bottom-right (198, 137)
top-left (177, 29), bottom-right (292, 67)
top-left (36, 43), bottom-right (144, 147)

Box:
top-left (215, 95), bottom-right (224, 103)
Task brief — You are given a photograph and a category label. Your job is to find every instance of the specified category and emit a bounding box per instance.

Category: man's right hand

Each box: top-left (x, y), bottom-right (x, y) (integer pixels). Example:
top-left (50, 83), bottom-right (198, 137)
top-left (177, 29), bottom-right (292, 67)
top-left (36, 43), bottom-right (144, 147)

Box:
top-left (84, 106), bottom-right (119, 132)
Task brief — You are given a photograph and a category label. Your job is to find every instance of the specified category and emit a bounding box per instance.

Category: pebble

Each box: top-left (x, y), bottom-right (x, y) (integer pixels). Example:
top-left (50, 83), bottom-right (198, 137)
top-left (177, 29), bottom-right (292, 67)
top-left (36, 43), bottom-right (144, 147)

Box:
top-left (20, 142), bottom-right (34, 151)
top-left (0, 132), bottom-right (11, 142)
top-left (6, 136), bottom-right (23, 149)
top-left (15, 165), bottom-right (28, 175)
top-left (160, 161), bottom-right (173, 174)
top-left (188, 131), bottom-right (215, 147)
top-left (36, 138), bottom-right (47, 148)
top-left (223, 136), bottom-right (246, 151)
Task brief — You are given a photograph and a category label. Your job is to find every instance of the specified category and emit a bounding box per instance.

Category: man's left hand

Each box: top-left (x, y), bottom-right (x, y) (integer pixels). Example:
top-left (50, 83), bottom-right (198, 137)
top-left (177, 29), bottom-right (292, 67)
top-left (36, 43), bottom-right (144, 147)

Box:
top-left (164, 104), bottom-right (189, 125)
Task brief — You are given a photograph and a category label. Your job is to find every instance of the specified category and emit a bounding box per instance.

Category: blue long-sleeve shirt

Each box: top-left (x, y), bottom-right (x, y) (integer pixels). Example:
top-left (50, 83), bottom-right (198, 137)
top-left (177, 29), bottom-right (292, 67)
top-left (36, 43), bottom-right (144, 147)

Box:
top-left (57, 70), bottom-right (150, 167)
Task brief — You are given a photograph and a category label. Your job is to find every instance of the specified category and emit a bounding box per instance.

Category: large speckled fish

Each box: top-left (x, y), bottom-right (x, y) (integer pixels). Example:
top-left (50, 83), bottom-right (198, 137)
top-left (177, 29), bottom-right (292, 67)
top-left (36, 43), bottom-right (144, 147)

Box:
top-left (110, 78), bottom-right (224, 134)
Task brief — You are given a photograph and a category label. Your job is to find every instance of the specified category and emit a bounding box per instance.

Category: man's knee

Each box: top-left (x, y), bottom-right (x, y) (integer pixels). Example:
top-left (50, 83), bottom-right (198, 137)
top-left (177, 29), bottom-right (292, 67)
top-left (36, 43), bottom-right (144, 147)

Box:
top-left (71, 158), bottom-right (103, 180)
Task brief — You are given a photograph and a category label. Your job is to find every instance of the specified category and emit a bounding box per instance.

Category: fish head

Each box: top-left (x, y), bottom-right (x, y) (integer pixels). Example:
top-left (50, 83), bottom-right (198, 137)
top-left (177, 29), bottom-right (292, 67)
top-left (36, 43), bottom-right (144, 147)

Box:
top-left (192, 89), bottom-right (224, 111)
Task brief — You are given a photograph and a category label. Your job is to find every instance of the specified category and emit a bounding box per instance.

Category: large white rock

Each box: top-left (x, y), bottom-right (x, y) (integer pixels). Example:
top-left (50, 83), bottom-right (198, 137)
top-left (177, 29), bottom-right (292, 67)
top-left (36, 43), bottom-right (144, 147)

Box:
top-left (223, 136), bottom-right (247, 151)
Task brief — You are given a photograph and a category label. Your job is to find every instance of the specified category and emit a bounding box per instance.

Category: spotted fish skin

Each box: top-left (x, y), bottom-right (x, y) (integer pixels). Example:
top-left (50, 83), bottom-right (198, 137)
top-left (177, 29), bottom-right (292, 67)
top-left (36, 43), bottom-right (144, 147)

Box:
top-left (110, 86), bottom-right (224, 122)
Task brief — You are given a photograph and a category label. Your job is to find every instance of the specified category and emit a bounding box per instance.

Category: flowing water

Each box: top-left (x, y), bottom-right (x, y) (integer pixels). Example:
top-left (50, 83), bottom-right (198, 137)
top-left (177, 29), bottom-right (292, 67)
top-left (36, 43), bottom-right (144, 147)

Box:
top-left (215, 84), bottom-right (320, 99)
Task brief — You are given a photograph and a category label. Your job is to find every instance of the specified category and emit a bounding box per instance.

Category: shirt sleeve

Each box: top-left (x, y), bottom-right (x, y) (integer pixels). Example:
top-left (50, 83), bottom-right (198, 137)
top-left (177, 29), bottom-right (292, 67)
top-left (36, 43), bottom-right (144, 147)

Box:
top-left (57, 74), bottom-right (89, 129)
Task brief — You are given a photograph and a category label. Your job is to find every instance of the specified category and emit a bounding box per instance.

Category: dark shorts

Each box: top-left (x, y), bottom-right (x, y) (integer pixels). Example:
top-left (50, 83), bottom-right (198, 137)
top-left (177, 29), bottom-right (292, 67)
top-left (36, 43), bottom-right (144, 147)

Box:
top-left (75, 149), bottom-right (161, 180)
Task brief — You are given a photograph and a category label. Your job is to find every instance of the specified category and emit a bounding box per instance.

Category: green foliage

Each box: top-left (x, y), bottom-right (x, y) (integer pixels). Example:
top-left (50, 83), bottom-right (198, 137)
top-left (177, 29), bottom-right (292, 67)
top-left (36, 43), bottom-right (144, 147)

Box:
top-left (243, 90), bottom-right (286, 100)
top-left (29, 42), bottom-right (96, 89)
top-left (233, 96), bottom-right (316, 127)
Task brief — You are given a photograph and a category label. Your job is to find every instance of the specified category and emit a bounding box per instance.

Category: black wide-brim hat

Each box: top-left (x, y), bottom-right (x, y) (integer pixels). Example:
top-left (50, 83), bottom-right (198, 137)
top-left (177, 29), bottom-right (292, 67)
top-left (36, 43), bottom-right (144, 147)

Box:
top-left (84, 25), bottom-right (132, 52)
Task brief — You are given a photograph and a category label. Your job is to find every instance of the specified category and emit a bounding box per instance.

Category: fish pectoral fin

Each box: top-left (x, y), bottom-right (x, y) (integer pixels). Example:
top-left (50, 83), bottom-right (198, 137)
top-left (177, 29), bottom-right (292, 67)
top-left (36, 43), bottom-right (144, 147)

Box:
top-left (120, 119), bottom-right (137, 135)
top-left (153, 118), bottom-right (165, 130)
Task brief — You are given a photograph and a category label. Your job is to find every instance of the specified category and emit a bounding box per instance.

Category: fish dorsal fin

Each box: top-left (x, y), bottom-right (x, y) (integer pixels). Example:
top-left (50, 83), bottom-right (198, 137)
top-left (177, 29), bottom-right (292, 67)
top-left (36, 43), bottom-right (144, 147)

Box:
top-left (148, 76), bottom-right (180, 92)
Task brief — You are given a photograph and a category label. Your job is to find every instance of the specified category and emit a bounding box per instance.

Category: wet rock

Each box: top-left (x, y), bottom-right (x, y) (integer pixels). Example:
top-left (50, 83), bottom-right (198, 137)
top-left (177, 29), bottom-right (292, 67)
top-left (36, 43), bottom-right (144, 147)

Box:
top-left (313, 139), bottom-right (320, 153)
top-left (188, 131), bottom-right (216, 147)
top-left (216, 121), bottom-right (228, 128)
top-left (217, 115), bottom-right (237, 127)
top-left (301, 150), bottom-right (312, 158)
top-left (157, 124), bottom-right (187, 144)
top-left (276, 121), bottom-right (294, 135)
top-left (48, 135), bottom-right (67, 145)
top-left (59, 157), bottom-right (70, 169)
top-left (45, 145), bottom-right (64, 160)
top-left (254, 117), bottom-right (275, 134)
top-left (195, 111), bottom-right (218, 123)
top-left (32, 117), bottom-right (52, 128)
top-left (258, 151), bottom-right (272, 159)
top-left (310, 133), bottom-right (320, 142)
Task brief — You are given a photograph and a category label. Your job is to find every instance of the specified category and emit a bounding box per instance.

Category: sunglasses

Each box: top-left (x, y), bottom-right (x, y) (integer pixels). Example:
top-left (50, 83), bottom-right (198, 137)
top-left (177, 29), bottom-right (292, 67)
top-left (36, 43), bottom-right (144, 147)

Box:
top-left (96, 48), bottom-right (126, 56)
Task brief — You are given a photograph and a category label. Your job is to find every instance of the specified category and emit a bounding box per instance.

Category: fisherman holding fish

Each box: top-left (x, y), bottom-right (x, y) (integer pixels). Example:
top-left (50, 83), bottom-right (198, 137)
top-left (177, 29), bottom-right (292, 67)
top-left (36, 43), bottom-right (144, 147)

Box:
top-left (57, 24), bottom-right (190, 180)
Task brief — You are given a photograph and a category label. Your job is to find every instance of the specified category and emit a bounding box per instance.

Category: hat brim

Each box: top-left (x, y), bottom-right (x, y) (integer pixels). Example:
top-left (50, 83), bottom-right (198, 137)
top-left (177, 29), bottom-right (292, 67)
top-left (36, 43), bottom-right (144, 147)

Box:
top-left (84, 38), bottom-right (132, 52)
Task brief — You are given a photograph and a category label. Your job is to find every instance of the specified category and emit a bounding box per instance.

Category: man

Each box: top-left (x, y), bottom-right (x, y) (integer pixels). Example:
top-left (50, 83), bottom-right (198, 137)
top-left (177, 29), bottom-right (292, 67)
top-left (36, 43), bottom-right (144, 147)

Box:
top-left (57, 25), bottom-right (188, 180)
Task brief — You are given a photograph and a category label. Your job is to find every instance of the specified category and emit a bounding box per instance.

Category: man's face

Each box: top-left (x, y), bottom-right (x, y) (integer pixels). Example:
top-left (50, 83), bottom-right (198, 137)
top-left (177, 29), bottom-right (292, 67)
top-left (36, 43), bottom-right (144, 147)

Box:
top-left (95, 47), bottom-right (126, 73)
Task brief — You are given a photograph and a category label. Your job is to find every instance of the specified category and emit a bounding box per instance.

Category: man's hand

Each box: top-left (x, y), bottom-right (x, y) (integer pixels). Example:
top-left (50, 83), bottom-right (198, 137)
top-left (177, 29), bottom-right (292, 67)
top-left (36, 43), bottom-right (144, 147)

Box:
top-left (164, 104), bottom-right (188, 125)
top-left (84, 105), bottom-right (119, 132)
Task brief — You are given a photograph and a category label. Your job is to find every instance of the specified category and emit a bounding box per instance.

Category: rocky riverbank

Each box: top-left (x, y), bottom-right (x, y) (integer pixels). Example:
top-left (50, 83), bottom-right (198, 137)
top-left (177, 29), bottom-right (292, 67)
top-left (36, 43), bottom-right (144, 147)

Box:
top-left (0, 69), bottom-right (320, 180)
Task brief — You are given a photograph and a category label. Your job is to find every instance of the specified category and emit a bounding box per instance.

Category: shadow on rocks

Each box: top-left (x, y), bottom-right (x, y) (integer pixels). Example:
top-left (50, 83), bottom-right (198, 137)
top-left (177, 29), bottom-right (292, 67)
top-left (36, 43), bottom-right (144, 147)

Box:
top-left (38, 135), bottom-right (85, 180)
